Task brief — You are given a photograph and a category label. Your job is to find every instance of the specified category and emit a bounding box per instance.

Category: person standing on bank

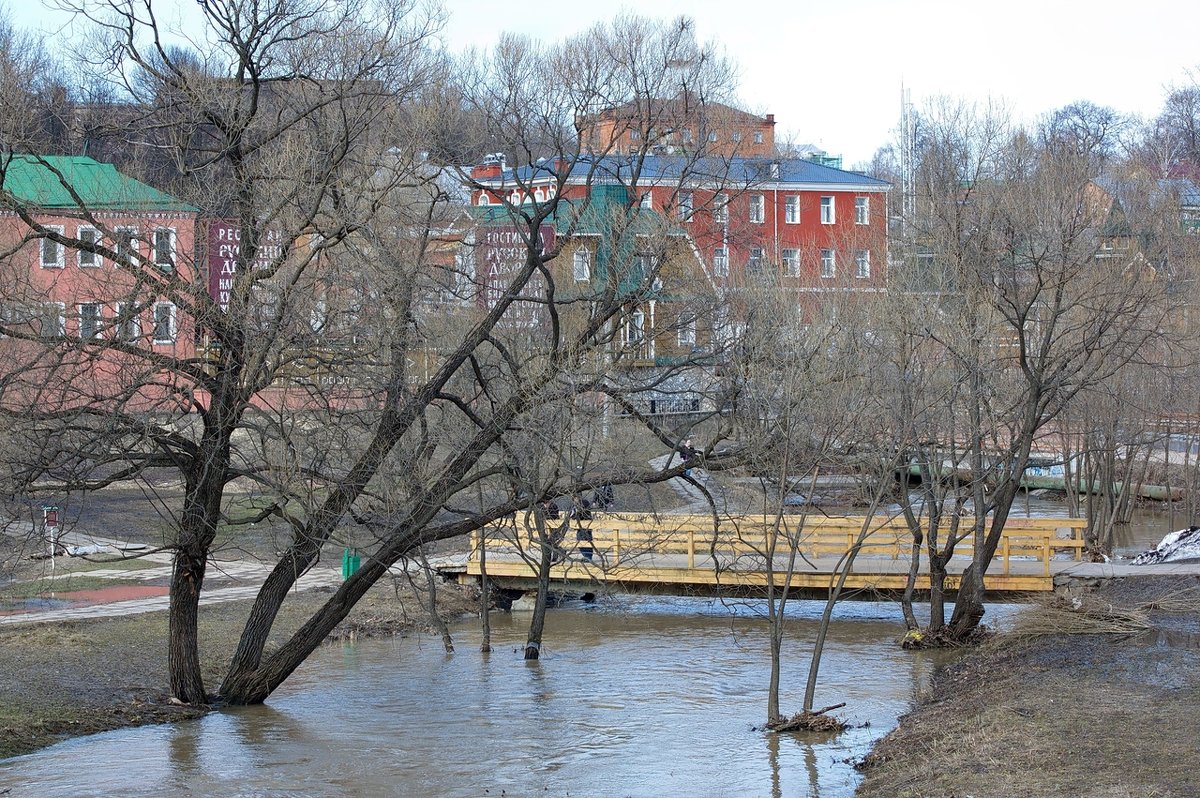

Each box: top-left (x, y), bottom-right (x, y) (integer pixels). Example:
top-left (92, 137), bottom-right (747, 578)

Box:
top-left (681, 438), bottom-right (696, 478)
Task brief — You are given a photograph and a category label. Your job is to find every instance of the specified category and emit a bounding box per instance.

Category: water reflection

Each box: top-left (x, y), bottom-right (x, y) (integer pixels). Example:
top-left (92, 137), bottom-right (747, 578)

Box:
top-left (1, 596), bottom-right (968, 798)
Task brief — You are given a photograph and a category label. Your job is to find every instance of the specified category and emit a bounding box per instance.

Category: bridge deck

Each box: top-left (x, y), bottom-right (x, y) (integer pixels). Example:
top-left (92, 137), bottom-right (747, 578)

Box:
top-left (463, 513), bottom-right (1114, 598)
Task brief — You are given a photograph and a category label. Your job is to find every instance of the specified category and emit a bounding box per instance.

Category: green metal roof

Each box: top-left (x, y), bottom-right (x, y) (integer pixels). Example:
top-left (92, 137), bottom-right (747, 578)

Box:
top-left (0, 155), bottom-right (195, 212)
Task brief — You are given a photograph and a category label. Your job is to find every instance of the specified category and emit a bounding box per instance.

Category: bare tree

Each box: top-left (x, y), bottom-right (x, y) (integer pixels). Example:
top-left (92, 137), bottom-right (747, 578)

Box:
top-left (885, 98), bottom-right (1170, 641)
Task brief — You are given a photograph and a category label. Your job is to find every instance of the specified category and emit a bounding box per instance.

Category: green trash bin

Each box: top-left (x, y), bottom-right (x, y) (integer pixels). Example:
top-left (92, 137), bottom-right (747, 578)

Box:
top-left (342, 548), bottom-right (361, 579)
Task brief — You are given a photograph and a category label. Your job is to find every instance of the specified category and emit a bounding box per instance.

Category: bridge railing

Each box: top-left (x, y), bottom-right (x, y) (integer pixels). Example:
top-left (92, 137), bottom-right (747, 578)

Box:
top-left (468, 513), bottom-right (1088, 578)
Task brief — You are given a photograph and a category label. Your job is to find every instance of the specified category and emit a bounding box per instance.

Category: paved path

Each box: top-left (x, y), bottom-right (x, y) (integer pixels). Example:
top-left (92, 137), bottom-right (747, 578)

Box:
top-left (2, 523), bottom-right (468, 626)
top-left (648, 454), bottom-right (716, 512)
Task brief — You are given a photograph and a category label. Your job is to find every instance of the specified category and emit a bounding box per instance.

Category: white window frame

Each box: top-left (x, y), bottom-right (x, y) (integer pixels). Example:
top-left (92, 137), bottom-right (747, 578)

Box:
top-left (855, 249), bottom-right (871, 278)
top-left (152, 302), bottom-right (177, 345)
top-left (820, 196), bottom-right (835, 225)
top-left (115, 226), bottom-right (139, 265)
top-left (732, 131), bottom-right (743, 143)
top-left (40, 226), bottom-right (64, 268)
top-left (855, 196), bottom-right (870, 225)
top-left (782, 248), bottom-right (800, 277)
top-left (713, 193), bottom-right (728, 224)
top-left (77, 226), bottom-right (102, 268)
top-left (753, 131), bottom-right (764, 144)
top-left (573, 246), bottom-right (592, 282)
top-left (748, 248), bottom-right (764, 272)
top-left (784, 195), bottom-right (800, 224)
top-left (707, 130), bottom-right (718, 143)
top-left (639, 191), bottom-right (653, 209)
top-left (624, 308), bottom-right (645, 345)
top-left (678, 191), bottom-right (693, 220)
top-left (115, 302), bottom-right (141, 342)
top-left (153, 227), bottom-right (177, 273)
top-left (677, 316), bottom-right (696, 347)
top-left (681, 128), bottom-right (693, 143)
top-left (749, 194), bottom-right (765, 224)
top-left (78, 302), bottom-right (103, 340)
top-left (821, 248), bottom-right (836, 278)
top-left (630, 129), bottom-right (641, 141)
top-left (713, 248), bottom-right (729, 277)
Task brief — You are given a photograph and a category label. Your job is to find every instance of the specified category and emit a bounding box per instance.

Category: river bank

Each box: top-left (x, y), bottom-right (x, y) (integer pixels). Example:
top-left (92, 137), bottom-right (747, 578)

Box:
top-left (0, 581), bottom-right (480, 759)
top-left (855, 574), bottom-right (1200, 798)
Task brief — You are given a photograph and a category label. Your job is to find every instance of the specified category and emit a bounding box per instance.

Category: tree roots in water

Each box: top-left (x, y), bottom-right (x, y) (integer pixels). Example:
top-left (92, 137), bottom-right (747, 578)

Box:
top-left (768, 703), bottom-right (847, 733)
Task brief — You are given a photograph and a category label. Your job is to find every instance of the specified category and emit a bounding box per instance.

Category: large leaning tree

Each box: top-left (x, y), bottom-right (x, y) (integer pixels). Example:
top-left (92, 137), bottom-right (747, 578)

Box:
top-left (0, 3), bottom-right (751, 705)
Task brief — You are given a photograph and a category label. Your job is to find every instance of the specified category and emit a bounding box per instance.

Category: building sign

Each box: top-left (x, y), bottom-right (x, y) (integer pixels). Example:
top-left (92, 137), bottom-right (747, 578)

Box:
top-left (206, 221), bottom-right (284, 312)
top-left (477, 224), bottom-right (555, 328)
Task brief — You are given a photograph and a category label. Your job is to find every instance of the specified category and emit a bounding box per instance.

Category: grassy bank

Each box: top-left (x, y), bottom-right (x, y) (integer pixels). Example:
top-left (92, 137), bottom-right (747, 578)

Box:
top-left (855, 575), bottom-right (1200, 798)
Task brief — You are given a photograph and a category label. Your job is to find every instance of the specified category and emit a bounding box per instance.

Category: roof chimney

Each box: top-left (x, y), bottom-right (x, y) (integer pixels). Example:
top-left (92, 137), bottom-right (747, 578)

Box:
top-left (471, 152), bottom-right (506, 180)
top-left (765, 114), bottom-right (775, 125)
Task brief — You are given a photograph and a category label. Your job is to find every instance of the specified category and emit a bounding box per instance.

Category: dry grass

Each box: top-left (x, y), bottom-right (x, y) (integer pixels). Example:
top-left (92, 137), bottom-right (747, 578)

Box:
top-left (855, 576), bottom-right (1200, 798)
top-left (1006, 595), bottom-right (1152, 639)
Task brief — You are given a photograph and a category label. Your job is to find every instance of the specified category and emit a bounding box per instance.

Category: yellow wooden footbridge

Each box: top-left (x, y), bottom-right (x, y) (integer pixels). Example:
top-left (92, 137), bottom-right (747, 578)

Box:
top-left (462, 513), bottom-right (1091, 600)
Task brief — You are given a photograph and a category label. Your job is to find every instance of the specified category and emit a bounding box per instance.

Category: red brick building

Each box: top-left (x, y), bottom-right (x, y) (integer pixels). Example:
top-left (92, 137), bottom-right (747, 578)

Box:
top-left (470, 154), bottom-right (890, 295)
top-left (0, 155), bottom-right (199, 410)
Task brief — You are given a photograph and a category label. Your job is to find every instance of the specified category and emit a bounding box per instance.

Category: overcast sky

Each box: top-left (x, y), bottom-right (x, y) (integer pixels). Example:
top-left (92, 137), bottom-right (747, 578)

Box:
top-left (8, 0), bottom-right (1198, 166)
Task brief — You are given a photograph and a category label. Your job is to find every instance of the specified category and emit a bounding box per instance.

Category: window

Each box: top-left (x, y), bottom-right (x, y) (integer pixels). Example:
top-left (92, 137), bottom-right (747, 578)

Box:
top-left (820, 248), bottom-right (836, 278)
top-left (855, 196), bottom-right (869, 225)
top-left (678, 316), bottom-right (696, 347)
top-left (753, 131), bottom-right (764, 144)
top-left (40, 227), bottom-right (64, 268)
top-left (782, 248), bottom-right (799, 277)
top-left (855, 249), bottom-right (871, 278)
top-left (153, 302), bottom-right (176, 344)
top-left (153, 228), bottom-right (176, 273)
top-left (820, 196), bottom-right (835, 225)
top-left (79, 302), bottom-right (102, 339)
top-left (678, 191), bottom-right (693, 220)
top-left (713, 193), bottom-right (728, 224)
top-left (634, 252), bottom-right (657, 282)
top-left (707, 130), bottom-right (718, 143)
top-left (477, 194), bottom-right (490, 206)
top-left (749, 194), bottom-right (765, 223)
top-left (681, 128), bottom-right (693, 143)
top-left (625, 308), bottom-right (645, 344)
top-left (732, 131), bottom-right (743, 143)
top-left (785, 195), bottom-right (800, 224)
top-left (713, 248), bottom-right (729, 277)
top-left (39, 303), bottom-right (65, 338)
top-left (630, 129), bottom-right (641, 141)
top-left (115, 303), bottom-right (140, 342)
top-left (748, 248), bottom-right (764, 273)
top-left (78, 227), bottom-right (101, 267)
top-left (115, 227), bottom-right (138, 265)
top-left (639, 191), bottom-right (653, 209)
top-left (573, 246), bottom-right (592, 282)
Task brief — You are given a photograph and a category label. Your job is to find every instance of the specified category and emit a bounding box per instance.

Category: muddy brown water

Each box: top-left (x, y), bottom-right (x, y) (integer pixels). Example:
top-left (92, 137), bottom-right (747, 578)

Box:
top-left (0, 596), bottom-right (1015, 798)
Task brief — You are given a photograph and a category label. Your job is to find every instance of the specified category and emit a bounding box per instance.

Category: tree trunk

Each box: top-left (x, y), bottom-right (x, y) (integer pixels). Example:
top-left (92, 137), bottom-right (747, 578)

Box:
top-left (168, 548), bottom-right (208, 704)
top-left (928, 559), bottom-right (948, 631)
top-left (524, 520), bottom-right (555, 661)
top-left (946, 560), bottom-right (985, 639)
top-left (479, 532), bottom-right (491, 654)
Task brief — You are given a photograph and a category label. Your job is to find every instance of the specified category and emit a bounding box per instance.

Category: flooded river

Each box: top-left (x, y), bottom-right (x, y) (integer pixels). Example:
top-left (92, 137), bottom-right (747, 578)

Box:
top-left (0, 596), bottom-right (989, 798)
top-left (0, 496), bottom-right (1176, 797)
